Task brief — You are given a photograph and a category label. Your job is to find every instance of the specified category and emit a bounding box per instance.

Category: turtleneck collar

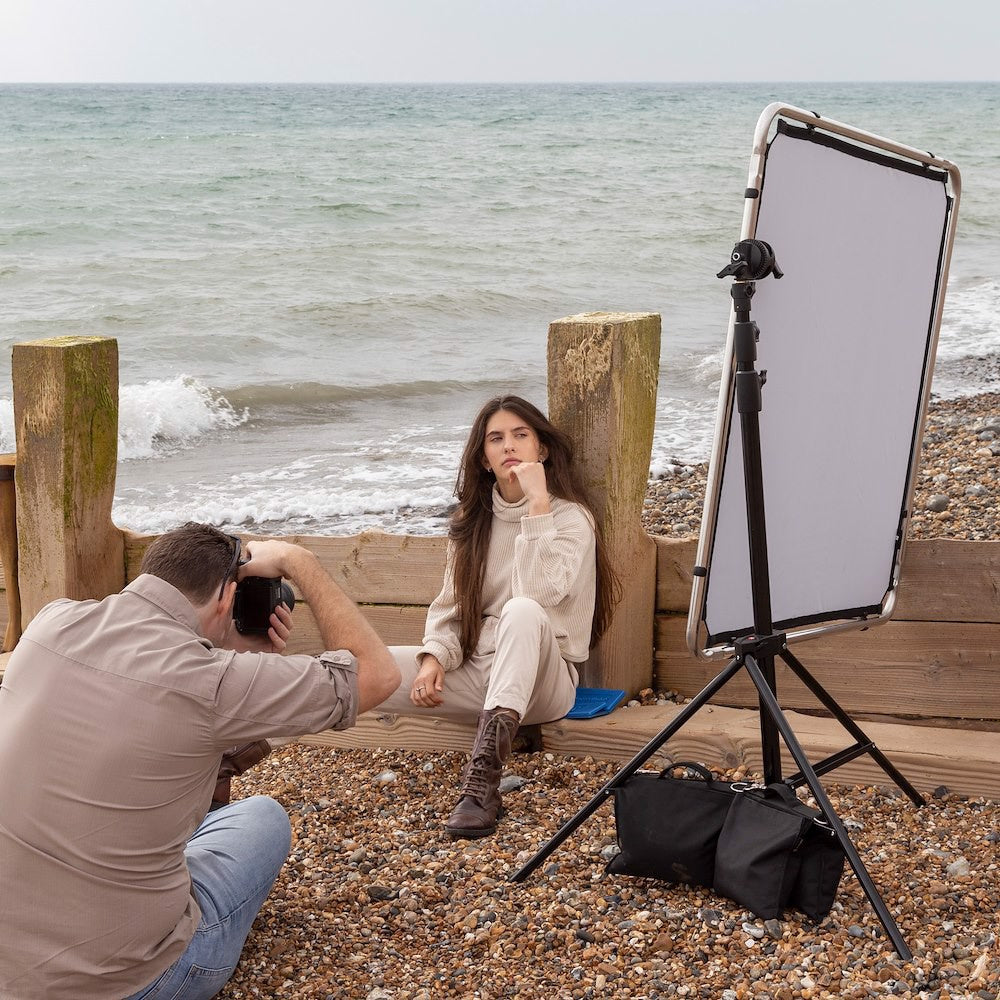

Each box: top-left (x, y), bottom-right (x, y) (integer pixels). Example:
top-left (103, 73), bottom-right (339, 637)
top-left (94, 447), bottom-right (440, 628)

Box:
top-left (492, 485), bottom-right (532, 522)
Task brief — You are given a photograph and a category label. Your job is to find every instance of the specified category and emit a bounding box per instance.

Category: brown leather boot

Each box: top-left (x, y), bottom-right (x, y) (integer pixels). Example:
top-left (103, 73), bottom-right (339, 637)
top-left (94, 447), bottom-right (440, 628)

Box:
top-left (445, 707), bottom-right (520, 838)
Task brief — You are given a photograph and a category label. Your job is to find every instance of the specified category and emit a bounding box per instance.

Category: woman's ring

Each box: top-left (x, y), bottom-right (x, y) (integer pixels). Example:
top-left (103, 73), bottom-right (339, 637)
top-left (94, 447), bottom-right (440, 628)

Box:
top-left (416, 685), bottom-right (425, 692)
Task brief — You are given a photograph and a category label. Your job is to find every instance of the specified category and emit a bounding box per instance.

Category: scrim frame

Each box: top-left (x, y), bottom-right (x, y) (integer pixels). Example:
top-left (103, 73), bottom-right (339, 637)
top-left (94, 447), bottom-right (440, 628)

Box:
top-left (688, 105), bottom-right (961, 659)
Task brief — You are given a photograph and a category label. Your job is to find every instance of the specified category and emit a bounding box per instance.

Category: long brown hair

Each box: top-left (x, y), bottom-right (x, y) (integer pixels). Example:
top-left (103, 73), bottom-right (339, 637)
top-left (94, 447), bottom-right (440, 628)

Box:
top-left (449, 395), bottom-right (619, 661)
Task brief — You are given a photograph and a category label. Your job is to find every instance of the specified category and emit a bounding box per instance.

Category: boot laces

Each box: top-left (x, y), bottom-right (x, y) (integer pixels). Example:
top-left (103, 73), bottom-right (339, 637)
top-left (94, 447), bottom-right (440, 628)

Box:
top-left (461, 713), bottom-right (516, 802)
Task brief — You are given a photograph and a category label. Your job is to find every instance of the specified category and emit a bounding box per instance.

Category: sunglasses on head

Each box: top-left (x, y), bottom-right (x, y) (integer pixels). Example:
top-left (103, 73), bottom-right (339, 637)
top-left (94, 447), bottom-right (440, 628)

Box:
top-left (219, 535), bottom-right (246, 601)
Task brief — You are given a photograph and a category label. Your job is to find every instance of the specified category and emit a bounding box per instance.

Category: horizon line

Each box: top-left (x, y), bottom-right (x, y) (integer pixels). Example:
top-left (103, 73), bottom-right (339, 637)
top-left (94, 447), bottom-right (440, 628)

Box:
top-left (2, 78), bottom-right (997, 87)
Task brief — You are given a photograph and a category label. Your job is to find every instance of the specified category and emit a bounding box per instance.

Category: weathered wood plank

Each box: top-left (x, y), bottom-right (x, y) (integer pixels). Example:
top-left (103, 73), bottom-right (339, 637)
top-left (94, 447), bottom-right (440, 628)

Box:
top-left (543, 704), bottom-right (1000, 800)
top-left (894, 538), bottom-right (1000, 623)
top-left (299, 713), bottom-right (476, 753)
top-left (655, 615), bottom-right (1000, 722)
top-left (656, 536), bottom-right (1000, 623)
top-left (296, 703), bottom-right (1000, 800)
top-left (282, 603), bottom-right (428, 655)
top-left (654, 536), bottom-right (697, 615)
top-left (123, 529), bottom-right (446, 605)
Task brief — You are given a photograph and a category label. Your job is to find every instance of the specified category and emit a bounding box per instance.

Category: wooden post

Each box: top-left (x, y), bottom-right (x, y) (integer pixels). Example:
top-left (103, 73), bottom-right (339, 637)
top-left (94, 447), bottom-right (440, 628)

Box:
top-left (12, 337), bottom-right (125, 624)
top-left (0, 454), bottom-right (20, 650)
top-left (548, 311), bottom-right (660, 694)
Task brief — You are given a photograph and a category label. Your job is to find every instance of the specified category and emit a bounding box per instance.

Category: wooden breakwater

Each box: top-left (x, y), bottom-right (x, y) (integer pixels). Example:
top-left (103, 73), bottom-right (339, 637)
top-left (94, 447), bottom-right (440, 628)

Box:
top-left (1, 325), bottom-right (998, 797)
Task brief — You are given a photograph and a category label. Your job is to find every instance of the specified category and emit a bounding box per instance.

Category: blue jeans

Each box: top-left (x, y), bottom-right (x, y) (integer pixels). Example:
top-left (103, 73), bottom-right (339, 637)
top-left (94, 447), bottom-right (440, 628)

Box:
top-left (125, 795), bottom-right (292, 1000)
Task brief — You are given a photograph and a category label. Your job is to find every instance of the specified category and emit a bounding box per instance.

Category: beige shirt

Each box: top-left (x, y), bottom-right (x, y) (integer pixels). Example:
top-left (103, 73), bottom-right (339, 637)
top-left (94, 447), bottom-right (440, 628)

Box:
top-left (0, 574), bottom-right (358, 1000)
top-left (420, 491), bottom-right (597, 670)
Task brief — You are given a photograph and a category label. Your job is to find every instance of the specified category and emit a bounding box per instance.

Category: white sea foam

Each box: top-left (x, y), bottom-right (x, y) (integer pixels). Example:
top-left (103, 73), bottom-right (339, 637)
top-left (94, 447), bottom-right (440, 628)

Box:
top-left (113, 471), bottom-right (455, 536)
top-left (936, 276), bottom-right (1000, 362)
top-left (0, 376), bottom-right (247, 461)
top-left (117, 377), bottom-right (248, 460)
top-left (0, 400), bottom-right (12, 454)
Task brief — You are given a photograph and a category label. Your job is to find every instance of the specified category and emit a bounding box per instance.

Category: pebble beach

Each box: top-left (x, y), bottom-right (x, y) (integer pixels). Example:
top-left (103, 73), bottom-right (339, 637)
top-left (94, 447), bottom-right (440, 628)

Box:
top-left (641, 393), bottom-right (1000, 542)
top-left (223, 748), bottom-right (998, 1000)
top-left (219, 393), bottom-right (998, 1000)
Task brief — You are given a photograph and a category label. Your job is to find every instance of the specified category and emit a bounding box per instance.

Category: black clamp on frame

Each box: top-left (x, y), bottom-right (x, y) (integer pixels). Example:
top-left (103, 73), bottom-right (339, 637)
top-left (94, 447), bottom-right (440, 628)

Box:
top-left (733, 631), bottom-right (787, 661)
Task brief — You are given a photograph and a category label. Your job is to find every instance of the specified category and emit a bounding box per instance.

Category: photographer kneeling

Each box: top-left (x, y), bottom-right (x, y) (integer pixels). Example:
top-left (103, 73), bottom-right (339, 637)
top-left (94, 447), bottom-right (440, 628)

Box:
top-left (0, 523), bottom-right (400, 1000)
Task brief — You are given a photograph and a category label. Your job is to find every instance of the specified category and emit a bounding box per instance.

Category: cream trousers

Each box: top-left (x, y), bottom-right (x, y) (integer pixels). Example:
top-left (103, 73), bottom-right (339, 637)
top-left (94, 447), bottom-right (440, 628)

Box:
top-left (379, 597), bottom-right (579, 725)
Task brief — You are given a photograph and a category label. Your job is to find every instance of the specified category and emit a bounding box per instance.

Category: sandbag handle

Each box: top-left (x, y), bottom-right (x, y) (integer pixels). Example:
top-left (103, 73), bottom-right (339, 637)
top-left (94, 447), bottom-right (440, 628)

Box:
top-left (760, 781), bottom-right (801, 808)
top-left (755, 781), bottom-right (836, 835)
top-left (657, 761), bottom-right (715, 784)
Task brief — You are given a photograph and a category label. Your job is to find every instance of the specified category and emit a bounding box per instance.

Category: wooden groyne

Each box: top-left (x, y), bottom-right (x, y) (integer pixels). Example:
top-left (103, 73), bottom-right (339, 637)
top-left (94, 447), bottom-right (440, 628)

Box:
top-left (1, 326), bottom-right (998, 798)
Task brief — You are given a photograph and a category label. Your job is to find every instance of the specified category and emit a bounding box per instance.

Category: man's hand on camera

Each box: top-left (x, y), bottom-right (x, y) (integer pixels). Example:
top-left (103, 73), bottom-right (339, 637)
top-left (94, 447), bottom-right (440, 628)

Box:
top-left (224, 603), bottom-right (293, 654)
top-left (239, 539), bottom-right (300, 582)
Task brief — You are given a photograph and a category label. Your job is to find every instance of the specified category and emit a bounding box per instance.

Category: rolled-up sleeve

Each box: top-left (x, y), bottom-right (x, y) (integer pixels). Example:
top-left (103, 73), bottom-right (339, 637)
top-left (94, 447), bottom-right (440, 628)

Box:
top-left (314, 649), bottom-right (360, 730)
top-left (212, 647), bottom-right (360, 745)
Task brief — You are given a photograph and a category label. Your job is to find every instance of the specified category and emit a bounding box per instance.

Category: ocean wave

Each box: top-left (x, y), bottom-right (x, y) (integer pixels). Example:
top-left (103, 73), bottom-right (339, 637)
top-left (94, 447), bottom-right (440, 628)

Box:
top-left (315, 201), bottom-right (388, 216)
top-left (118, 377), bottom-right (247, 459)
top-left (0, 375), bottom-right (245, 458)
top-left (112, 476), bottom-right (455, 537)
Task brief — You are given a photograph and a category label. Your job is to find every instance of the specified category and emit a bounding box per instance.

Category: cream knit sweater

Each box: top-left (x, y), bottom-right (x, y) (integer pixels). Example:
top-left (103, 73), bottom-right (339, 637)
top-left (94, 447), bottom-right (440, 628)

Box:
top-left (419, 488), bottom-right (597, 671)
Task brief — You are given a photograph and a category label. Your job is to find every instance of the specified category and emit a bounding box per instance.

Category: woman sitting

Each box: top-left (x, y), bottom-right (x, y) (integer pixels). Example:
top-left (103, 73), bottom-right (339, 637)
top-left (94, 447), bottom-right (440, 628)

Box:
top-left (378, 394), bottom-right (618, 838)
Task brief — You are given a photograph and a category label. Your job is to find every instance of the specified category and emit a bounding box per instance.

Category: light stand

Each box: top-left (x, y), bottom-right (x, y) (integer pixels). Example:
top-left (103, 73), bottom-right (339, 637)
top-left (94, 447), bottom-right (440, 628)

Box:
top-left (511, 240), bottom-right (925, 962)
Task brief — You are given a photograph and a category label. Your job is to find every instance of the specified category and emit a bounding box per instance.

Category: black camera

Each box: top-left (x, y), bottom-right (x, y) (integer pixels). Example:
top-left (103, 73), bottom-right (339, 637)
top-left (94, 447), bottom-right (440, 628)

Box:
top-left (233, 576), bottom-right (295, 635)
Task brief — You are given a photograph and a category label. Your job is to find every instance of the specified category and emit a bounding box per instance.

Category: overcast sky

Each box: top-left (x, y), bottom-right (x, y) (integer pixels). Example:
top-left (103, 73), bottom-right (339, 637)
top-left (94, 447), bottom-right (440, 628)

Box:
top-left (1, 0), bottom-right (996, 84)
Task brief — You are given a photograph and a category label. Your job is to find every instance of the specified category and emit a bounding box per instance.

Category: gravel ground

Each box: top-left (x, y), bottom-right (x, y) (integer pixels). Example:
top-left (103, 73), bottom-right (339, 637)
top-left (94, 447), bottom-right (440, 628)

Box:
top-left (641, 393), bottom-right (1000, 541)
top-left (222, 747), bottom-right (999, 1000)
top-left (219, 393), bottom-right (999, 1000)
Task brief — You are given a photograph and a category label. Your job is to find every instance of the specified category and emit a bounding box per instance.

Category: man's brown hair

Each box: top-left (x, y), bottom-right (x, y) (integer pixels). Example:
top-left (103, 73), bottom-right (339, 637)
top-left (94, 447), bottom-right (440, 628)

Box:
top-left (139, 522), bottom-right (238, 606)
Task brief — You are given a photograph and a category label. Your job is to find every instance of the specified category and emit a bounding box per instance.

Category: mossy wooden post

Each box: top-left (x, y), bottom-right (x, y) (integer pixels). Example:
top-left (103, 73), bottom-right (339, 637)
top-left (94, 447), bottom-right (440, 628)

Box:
top-left (548, 311), bottom-right (660, 694)
top-left (12, 337), bottom-right (125, 625)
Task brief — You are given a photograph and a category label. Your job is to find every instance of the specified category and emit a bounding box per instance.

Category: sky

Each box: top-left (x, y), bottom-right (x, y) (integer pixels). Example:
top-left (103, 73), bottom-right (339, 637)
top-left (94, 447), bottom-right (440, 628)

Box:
top-left (1, 0), bottom-right (996, 84)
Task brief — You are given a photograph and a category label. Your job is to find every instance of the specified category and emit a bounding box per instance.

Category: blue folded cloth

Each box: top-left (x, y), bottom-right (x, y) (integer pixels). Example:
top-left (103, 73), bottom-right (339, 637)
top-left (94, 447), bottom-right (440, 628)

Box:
top-left (565, 687), bottom-right (627, 720)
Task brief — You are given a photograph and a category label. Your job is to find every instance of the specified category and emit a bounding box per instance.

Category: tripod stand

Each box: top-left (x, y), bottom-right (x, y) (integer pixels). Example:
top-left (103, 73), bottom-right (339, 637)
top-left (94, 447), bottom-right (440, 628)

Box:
top-left (511, 240), bottom-right (925, 961)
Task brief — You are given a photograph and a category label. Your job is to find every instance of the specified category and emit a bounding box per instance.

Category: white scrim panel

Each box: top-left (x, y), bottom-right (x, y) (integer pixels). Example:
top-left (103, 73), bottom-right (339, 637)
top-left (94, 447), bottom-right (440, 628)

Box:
top-left (704, 128), bottom-right (949, 640)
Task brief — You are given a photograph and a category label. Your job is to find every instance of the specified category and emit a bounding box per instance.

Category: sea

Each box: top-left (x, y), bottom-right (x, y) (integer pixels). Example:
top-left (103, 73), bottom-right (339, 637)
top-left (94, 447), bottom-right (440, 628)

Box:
top-left (1, 82), bottom-right (997, 537)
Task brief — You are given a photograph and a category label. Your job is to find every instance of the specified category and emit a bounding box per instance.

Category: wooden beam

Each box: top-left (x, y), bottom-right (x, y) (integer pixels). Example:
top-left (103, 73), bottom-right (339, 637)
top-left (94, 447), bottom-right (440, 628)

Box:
top-left (12, 338), bottom-right (125, 624)
top-left (654, 536), bottom-right (697, 615)
top-left (124, 529), bottom-right (446, 606)
top-left (279, 603), bottom-right (428, 656)
top-left (296, 702), bottom-right (1000, 800)
top-left (655, 536), bottom-right (1000, 623)
top-left (548, 312), bottom-right (661, 694)
top-left (655, 615), bottom-right (1000, 722)
top-left (299, 713), bottom-right (476, 753)
top-left (543, 704), bottom-right (1000, 800)
top-left (894, 538), bottom-right (1000, 623)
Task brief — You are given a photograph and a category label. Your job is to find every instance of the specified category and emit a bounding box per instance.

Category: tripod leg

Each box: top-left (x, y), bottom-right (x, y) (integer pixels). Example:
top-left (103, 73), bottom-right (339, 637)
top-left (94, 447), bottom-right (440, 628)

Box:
top-left (742, 653), bottom-right (912, 961)
top-left (779, 648), bottom-right (925, 807)
top-left (510, 655), bottom-right (745, 882)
